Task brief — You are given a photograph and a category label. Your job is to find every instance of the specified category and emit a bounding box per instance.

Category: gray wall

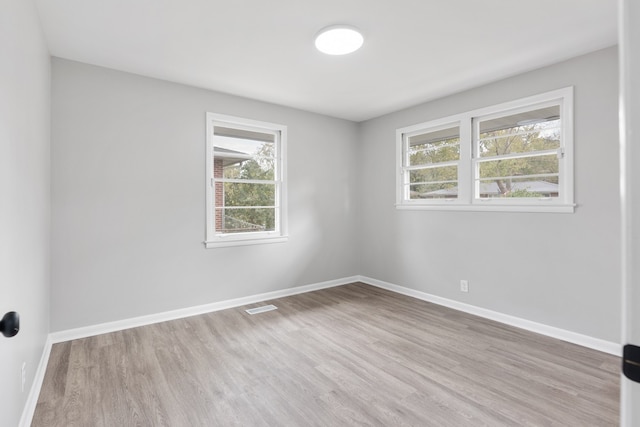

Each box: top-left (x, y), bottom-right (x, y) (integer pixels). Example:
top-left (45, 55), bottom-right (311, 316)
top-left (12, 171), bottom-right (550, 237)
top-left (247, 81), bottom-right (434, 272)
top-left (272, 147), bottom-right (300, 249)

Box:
top-left (358, 47), bottom-right (620, 342)
top-left (0, 0), bottom-right (51, 425)
top-left (52, 48), bottom-right (620, 344)
top-left (51, 59), bottom-right (360, 331)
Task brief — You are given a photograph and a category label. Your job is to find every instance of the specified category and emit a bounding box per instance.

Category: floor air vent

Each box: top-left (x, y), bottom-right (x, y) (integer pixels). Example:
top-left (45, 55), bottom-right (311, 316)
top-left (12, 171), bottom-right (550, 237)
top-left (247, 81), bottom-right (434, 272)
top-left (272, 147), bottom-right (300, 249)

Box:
top-left (245, 304), bottom-right (278, 315)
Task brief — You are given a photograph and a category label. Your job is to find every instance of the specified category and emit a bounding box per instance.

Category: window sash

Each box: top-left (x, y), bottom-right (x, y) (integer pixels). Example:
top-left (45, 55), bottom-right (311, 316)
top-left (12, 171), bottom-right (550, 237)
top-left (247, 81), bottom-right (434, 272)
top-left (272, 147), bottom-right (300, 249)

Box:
top-left (214, 178), bottom-right (278, 185)
top-left (478, 125), bottom-right (561, 143)
top-left (404, 159), bottom-right (459, 171)
top-left (474, 148), bottom-right (561, 163)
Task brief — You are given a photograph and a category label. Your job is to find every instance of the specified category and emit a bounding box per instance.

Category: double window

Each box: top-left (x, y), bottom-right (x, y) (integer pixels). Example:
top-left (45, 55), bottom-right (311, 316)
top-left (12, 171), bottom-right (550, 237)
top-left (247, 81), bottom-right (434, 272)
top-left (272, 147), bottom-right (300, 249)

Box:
top-left (205, 113), bottom-right (287, 248)
top-left (397, 87), bottom-right (574, 212)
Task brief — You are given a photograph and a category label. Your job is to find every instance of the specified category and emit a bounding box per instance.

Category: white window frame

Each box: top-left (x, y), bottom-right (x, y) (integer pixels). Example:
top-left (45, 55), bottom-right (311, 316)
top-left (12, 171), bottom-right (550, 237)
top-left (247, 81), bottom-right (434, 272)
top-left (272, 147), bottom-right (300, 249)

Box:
top-left (205, 113), bottom-right (288, 248)
top-left (396, 87), bottom-right (575, 213)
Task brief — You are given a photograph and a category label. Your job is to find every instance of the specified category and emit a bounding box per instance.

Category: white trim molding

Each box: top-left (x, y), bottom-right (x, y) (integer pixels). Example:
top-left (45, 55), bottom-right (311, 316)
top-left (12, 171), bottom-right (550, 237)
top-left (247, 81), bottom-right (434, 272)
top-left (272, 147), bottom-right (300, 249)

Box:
top-left (358, 276), bottom-right (621, 356)
top-left (19, 335), bottom-right (53, 427)
top-left (49, 276), bottom-right (358, 343)
top-left (48, 274), bottom-right (622, 351)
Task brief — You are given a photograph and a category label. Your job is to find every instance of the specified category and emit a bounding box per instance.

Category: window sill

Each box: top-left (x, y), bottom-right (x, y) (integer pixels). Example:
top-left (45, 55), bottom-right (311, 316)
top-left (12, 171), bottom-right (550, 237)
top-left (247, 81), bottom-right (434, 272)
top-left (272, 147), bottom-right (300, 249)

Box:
top-left (204, 235), bottom-right (288, 249)
top-left (396, 204), bottom-right (576, 213)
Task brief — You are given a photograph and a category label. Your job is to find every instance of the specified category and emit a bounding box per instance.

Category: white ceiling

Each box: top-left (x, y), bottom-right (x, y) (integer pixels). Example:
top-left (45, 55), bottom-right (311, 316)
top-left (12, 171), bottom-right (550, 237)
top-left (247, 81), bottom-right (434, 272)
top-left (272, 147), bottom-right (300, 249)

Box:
top-left (34, 0), bottom-right (617, 122)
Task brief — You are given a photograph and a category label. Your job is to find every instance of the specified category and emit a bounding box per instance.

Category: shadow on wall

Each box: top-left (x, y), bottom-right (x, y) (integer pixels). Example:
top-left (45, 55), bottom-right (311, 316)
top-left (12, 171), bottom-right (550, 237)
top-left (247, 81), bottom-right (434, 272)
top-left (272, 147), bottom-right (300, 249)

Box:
top-left (286, 179), bottom-right (324, 286)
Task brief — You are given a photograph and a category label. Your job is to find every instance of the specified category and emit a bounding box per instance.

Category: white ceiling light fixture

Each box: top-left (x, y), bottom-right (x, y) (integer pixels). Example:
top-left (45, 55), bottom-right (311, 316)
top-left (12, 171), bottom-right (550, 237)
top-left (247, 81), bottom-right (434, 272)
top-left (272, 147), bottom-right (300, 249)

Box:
top-left (314, 25), bottom-right (364, 55)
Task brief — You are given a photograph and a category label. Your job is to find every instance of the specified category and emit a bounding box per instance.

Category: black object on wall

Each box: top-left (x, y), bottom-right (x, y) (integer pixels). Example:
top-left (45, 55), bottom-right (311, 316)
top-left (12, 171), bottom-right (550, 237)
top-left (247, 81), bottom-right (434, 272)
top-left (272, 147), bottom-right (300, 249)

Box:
top-left (623, 344), bottom-right (640, 383)
top-left (0, 311), bottom-right (20, 338)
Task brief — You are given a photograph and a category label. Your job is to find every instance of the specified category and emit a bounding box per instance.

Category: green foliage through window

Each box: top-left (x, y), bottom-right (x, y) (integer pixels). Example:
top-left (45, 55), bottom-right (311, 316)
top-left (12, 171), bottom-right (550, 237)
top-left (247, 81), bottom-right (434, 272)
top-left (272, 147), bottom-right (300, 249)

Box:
top-left (476, 117), bottom-right (560, 198)
top-left (222, 144), bottom-right (276, 232)
top-left (407, 128), bottom-right (460, 199)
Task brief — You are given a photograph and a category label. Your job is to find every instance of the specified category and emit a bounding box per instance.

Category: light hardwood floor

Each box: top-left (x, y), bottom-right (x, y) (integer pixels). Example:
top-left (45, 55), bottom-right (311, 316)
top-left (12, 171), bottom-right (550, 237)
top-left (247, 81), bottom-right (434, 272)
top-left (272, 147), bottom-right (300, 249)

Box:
top-left (32, 283), bottom-right (620, 426)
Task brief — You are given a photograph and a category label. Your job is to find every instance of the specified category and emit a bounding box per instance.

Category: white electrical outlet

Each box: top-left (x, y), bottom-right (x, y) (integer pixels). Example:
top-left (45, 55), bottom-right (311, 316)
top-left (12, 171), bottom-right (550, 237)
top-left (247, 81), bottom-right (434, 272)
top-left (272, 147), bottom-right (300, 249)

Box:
top-left (21, 362), bottom-right (26, 392)
top-left (460, 280), bottom-right (469, 293)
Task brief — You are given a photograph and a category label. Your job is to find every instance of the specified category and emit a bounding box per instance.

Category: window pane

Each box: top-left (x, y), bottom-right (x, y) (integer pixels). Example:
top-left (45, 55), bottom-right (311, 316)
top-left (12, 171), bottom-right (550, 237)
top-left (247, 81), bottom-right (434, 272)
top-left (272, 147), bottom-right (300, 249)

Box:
top-left (478, 106), bottom-right (560, 158)
top-left (408, 126), bottom-right (460, 166)
top-left (478, 154), bottom-right (558, 179)
top-left (408, 165), bottom-right (458, 199)
top-left (409, 144), bottom-right (459, 166)
top-left (409, 183), bottom-right (458, 199)
top-left (218, 158), bottom-right (275, 181)
top-left (215, 207), bottom-right (276, 233)
top-left (222, 182), bottom-right (275, 207)
top-left (475, 176), bottom-right (559, 199)
top-left (213, 138), bottom-right (274, 157)
top-left (409, 165), bottom-right (457, 184)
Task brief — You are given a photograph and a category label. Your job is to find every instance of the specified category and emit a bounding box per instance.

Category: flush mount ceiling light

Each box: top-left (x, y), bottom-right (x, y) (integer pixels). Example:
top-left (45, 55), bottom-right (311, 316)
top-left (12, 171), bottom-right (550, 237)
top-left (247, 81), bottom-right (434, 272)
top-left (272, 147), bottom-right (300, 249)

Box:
top-left (314, 25), bottom-right (364, 55)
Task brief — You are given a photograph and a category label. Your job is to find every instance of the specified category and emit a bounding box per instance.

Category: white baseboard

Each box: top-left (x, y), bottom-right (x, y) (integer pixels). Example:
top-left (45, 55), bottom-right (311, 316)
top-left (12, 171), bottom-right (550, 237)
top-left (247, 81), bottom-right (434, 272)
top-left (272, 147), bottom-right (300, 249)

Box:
top-left (49, 273), bottom-right (622, 354)
top-left (20, 335), bottom-right (53, 427)
top-left (358, 275), bottom-right (621, 356)
top-left (50, 276), bottom-right (359, 344)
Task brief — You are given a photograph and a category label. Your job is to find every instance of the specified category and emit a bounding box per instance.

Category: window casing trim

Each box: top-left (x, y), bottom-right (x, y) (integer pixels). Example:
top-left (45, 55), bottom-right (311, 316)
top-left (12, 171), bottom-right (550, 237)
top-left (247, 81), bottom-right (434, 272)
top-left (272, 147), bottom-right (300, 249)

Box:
top-left (396, 87), bottom-right (574, 213)
top-left (205, 113), bottom-right (288, 248)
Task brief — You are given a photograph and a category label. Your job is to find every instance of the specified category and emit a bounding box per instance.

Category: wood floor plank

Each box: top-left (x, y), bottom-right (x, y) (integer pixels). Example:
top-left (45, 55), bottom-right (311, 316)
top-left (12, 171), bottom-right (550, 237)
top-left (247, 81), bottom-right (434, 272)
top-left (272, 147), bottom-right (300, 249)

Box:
top-left (32, 283), bottom-right (620, 426)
